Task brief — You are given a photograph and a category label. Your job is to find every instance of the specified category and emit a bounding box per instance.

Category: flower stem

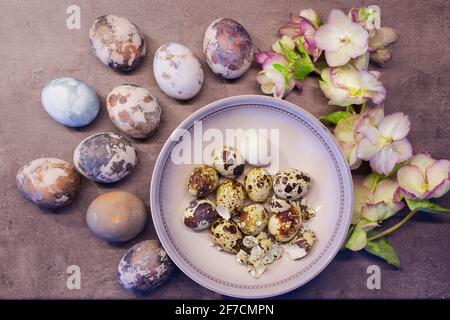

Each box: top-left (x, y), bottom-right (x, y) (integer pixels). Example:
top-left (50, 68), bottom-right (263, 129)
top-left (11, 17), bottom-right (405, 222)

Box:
top-left (367, 209), bottom-right (418, 241)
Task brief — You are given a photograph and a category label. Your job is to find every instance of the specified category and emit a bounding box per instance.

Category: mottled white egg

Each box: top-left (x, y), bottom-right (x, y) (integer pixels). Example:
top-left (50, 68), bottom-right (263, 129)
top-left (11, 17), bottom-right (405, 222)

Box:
top-left (203, 18), bottom-right (253, 79)
top-left (106, 85), bottom-right (162, 139)
top-left (216, 179), bottom-right (246, 216)
top-left (244, 168), bottom-right (272, 202)
top-left (273, 168), bottom-right (312, 200)
top-left (235, 204), bottom-right (269, 236)
top-left (153, 43), bottom-right (204, 100)
top-left (212, 144), bottom-right (245, 178)
top-left (268, 207), bottom-right (302, 242)
top-left (183, 198), bottom-right (218, 231)
top-left (210, 218), bottom-right (243, 253)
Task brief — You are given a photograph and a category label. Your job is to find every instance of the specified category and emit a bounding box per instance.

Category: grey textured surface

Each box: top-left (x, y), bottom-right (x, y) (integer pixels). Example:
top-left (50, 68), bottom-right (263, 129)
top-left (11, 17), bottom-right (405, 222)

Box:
top-left (0, 0), bottom-right (449, 299)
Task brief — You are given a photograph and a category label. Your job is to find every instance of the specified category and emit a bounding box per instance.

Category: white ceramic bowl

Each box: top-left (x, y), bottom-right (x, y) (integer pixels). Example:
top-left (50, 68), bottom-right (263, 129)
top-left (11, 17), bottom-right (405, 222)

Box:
top-left (150, 95), bottom-right (353, 298)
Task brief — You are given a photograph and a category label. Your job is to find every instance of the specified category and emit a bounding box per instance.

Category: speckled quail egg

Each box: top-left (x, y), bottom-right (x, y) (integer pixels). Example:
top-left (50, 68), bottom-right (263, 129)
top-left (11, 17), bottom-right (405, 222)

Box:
top-left (244, 168), bottom-right (272, 202)
top-left (153, 43), bottom-right (204, 100)
top-left (284, 226), bottom-right (317, 260)
top-left (16, 158), bottom-right (80, 209)
top-left (106, 84), bottom-right (162, 139)
top-left (268, 207), bottom-right (302, 242)
top-left (269, 195), bottom-right (315, 220)
top-left (235, 204), bottom-right (269, 236)
top-left (118, 240), bottom-right (173, 292)
top-left (210, 218), bottom-right (243, 253)
top-left (203, 18), bottom-right (253, 79)
top-left (186, 165), bottom-right (219, 197)
top-left (212, 144), bottom-right (245, 178)
top-left (89, 15), bottom-right (146, 72)
top-left (273, 168), bottom-right (312, 200)
top-left (216, 179), bottom-right (246, 215)
top-left (73, 132), bottom-right (137, 183)
top-left (183, 198), bottom-right (218, 231)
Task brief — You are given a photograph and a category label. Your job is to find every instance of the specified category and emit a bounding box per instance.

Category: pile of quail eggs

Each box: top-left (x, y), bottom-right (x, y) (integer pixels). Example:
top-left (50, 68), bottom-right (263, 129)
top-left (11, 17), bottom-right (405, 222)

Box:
top-left (16, 14), bottom-right (257, 293)
top-left (183, 144), bottom-right (317, 278)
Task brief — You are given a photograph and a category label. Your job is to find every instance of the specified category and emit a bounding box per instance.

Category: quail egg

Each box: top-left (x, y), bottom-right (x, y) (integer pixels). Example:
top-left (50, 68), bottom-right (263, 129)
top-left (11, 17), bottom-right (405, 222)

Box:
top-left (183, 198), bottom-right (218, 231)
top-left (284, 226), bottom-right (317, 260)
top-left (273, 168), bottom-right (312, 200)
top-left (212, 144), bottom-right (245, 178)
top-left (269, 195), bottom-right (316, 221)
top-left (235, 204), bottom-right (269, 236)
top-left (210, 219), bottom-right (242, 253)
top-left (268, 207), bottom-right (302, 242)
top-left (186, 165), bottom-right (219, 197)
top-left (244, 168), bottom-right (272, 202)
top-left (216, 179), bottom-right (246, 215)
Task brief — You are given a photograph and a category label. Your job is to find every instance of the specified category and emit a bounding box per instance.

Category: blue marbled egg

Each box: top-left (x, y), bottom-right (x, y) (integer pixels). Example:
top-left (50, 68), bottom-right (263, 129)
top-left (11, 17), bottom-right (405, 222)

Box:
top-left (41, 78), bottom-right (100, 127)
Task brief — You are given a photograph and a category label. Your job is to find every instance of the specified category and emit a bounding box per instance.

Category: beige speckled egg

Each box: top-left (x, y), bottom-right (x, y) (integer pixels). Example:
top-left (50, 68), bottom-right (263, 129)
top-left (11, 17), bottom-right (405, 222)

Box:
top-left (118, 240), bottom-right (174, 291)
top-left (210, 218), bottom-right (243, 253)
top-left (86, 191), bottom-right (147, 242)
top-left (212, 144), bottom-right (245, 178)
top-left (273, 168), bottom-right (312, 200)
top-left (89, 15), bottom-right (146, 72)
top-left (186, 165), bottom-right (219, 197)
top-left (106, 85), bottom-right (162, 139)
top-left (153, 43), bottom-right (204, 100)
top-left (16, 158), bottom-right (79, 209)
top-left (216, 179), bottom-right (246, 216)
top-left (203, 18), bottom-right (253, 79)
top-left (268, 207), bottom-right (302, 242)
top-left (244, 168), bottom-right (272, 202)
top-left (235, 203), bottom-right (269, 236)
top-left (183, 198), bottom-right (218, 231)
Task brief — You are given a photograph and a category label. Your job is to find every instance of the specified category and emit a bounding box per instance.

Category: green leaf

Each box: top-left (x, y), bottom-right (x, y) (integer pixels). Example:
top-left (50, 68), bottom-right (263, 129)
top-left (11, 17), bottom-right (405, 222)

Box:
top-left (319, 111), bottom-right (351, 125)
top-left (405, 198), bottom-right (450, 213)
top-left (277, 40), bottom-right (297, 62)
top-left (272, 63), bottom-right (291, 86)
top-left (365, 237), bottom-right (401, 267)
top-left (292, 38), bottom-right (315, 81)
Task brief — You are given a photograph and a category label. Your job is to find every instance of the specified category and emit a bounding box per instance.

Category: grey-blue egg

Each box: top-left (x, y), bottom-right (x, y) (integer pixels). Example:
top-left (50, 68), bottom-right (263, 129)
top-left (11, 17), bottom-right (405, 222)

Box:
top-left (41, 78), bottom-right (100, 127)
top-left (118, 240), bottom-right (174, 291)
top-left (73, 132), bottom-right (137, 183)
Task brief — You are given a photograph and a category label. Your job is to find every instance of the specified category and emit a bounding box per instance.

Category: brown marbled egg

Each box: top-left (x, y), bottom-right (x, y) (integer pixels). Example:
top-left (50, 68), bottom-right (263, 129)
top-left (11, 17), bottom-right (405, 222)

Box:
top-left (183, 198), bottom-right (218, 231)
top-left (118, 240), bottom-right (174, 291)
top-left (268, 206), bottom-right (303, 242)
top-left (203, 18), bottom-right (253, 79)
top-left (16, 158), bottom-right (79, 209)
top-left (186, 165), bottom-right (219, 197)
top-left (106, 85), bottom-right (162, 139)
top-left (86, 191), bottom-right (147, 242)
top-left (89, 15), bottom-right (146, 72)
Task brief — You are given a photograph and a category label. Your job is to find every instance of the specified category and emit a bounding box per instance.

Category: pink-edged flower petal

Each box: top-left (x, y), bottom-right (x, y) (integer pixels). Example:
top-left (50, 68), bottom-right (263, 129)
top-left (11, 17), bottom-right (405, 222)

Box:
top-left (392, 138), bottom-right (413, 163)
top-left (373, 179), bottom-right (402, 204)
top-left (357, 70), bottom-right (386, 104)
top-left (378, 112), bottom-right (411, 140)
top-left (255, 51), bottom-right (287, 68)
top-left (397, 165), bottom-right (427, 199)
top-left (362, 103), bottom-right (384, 125)
top-left (355, 125), bottom-right (381, 160)
top-left (352, 180), bottom-right (373, 224)
top-left (324, 46), bottom-right (351, 67)
top-left (425, 159), bottom-right (450, 198)
top-left (370, 147), bottom-right (398, 176)
top-left (299, 9), bottom-right (320, 28)
top-left (369, 27), bottom-right (398, 49)
top-left (362, 201), bottom-right (403, 222)
top-left (328, 9), bottom-right (352, 28)
top-left (410, 153), bottom-right (435, 174)
top-left (315, 23), bottom-right (343, 52)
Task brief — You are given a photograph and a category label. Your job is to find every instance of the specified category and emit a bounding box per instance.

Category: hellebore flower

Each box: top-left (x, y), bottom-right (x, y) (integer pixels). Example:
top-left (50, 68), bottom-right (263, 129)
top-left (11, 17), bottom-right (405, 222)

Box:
top-left (369, 27), bottom-right (398, 66)
top-left (279, 9), bottom-right (322, 61)
top-left (256, 51), bottom-right (295, 99)
top-left (315, 9), bottom-right (369, 67)
top-left (334, 104), bottom-right (384, 169)
top-left (319, 64), bottom-right (386, 106)
top-left (356, 112), bottom-right (413, 176)
top-left (397, 153), bottom-right (450, 199)
top-left (348, 5), bottom-right (381, 36)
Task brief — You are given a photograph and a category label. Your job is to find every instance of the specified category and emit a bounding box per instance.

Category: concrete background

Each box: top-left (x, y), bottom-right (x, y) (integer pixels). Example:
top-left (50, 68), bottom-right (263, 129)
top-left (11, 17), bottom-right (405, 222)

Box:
top-left (0, 0), bottom-right (449, 299)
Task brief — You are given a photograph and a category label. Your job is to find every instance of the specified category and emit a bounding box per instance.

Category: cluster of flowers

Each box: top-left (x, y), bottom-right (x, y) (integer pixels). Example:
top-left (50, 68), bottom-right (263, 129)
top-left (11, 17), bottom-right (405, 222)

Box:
top-left (256, 5), bottom-right (450, 266)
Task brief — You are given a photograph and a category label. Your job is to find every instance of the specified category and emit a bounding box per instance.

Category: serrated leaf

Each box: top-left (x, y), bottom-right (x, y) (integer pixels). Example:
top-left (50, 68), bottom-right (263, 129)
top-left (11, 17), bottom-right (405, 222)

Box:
top-left (272, 63), bottom-right (291, 86)
top-left (405, 198), bottom-right (450, 213)
top-left (292, 38), bottom-right (315, 81)
top-left (365, 237), bottom-right (401, 267)
top-left (319, 111), bottom-right (351, 125)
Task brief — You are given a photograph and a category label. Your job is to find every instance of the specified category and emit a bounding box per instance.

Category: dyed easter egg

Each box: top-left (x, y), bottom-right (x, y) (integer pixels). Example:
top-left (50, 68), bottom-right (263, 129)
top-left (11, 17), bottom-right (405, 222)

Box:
top-left (41, 78), bottom-right (100, 127)
top-left (106, 85), bottom-right (162, 139)
top-left (203, 18), bottom-right (253, 79)
top-left (86, 191), bottom-right (147, 242)
top-left (153, 43), bottom-right (204, 100)
top-left (16, 158), bottom-right (79, 209)
top-left (89, 15), bottom-right (146, 72)
top-left (118, 240), bottom-right (174, 291)
top-left (73, 132), bottom-right (137, 183)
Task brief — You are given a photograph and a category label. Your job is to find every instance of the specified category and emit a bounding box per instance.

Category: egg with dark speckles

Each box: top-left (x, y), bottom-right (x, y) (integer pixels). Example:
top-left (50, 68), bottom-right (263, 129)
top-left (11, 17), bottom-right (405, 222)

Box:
top-left (216, 179), bottom-right (246, 215)
top-left (235, 203), bottom-right (269, 236)
top-left (268, 207), bottom-right (302, 242)
top-left (41, 78), bottom-right (100, 127)
top-left (203, 18), bottom-right (253, 79)
top-left (210, 218), bottom-right (243, 253)
top-left (89, 15), bottom-right (146, 72)
top-left (107, 85), bottom-right (162, 139)
top-left (153, 43), bottom-right (204, 100)
top-left (183, 198), bottom-right (218, 231)
top-left (244, 168), bottom-right (272, 202)
top-left (73, 132), bottom-right (137, 183)
top-left (186, 165), bottom-right (219, 197)
top-left (86, 191), bottom-right (147, 242)
top-left (16, 158), bottom-right (79, 209)
top-left (273, 168), bottom-right (312, 200)
top-left (212, 144), bottom-right (245, 178)
top-left (118, 240), bottom-right (174, 291)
